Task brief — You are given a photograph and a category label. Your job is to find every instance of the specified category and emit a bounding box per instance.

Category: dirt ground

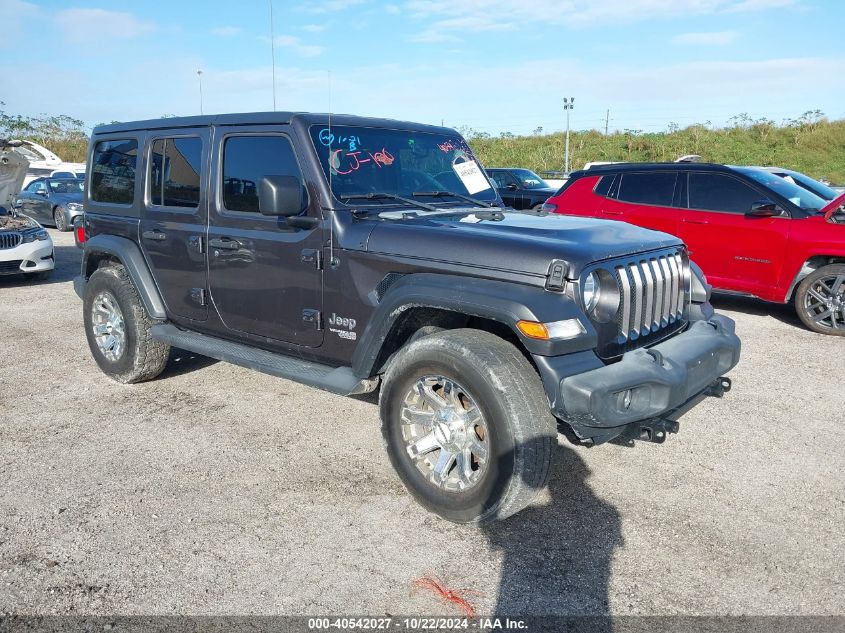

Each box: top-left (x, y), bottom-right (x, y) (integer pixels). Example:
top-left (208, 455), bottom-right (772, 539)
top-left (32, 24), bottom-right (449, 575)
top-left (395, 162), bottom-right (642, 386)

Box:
top-left (1, 229), bottom-right (842, 616)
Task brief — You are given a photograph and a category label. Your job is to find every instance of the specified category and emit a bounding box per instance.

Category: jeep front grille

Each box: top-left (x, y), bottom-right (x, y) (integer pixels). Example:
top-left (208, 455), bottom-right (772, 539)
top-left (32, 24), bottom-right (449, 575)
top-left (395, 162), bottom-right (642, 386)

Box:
top-left (0, 232), bottom-right (22, 250)
top-left (590, 248), bottom-right (690, 360)
top-left (616, 250), bottom-right (687, 340)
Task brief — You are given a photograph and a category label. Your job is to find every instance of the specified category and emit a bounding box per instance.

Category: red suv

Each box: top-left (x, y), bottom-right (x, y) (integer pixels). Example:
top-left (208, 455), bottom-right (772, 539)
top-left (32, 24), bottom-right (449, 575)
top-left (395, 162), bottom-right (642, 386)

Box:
top-left (543, 163), bottom-right (845, 335)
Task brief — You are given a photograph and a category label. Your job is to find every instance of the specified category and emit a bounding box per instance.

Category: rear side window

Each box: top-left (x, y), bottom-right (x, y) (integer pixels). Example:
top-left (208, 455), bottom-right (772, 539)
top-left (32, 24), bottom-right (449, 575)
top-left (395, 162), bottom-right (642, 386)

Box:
top-left (593, 175), bottom-right (615, 197)
top-left (222, 135), bottom-right (303, 213)
top-left (91, 139), bottom-right (138, 204)
top-left (616, 172), bottom-right (677, 206)
top-left (149, 137), bottom-right (202, 208)
top-left (688, 173), bottom-right (761, 213)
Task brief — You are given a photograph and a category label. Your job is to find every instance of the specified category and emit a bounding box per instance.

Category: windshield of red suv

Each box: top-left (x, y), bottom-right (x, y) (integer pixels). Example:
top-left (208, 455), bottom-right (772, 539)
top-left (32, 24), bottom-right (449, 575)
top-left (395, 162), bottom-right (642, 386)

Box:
top-left (309, 125), bottom-right (497, 204)
top-left (736, 167), bottom-right (829, 212)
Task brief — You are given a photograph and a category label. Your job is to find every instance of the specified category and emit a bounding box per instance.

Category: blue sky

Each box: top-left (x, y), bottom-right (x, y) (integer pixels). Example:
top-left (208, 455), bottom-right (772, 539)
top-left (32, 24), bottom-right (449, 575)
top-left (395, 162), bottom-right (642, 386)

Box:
top-left (1, 0), bottom-right (843, 135)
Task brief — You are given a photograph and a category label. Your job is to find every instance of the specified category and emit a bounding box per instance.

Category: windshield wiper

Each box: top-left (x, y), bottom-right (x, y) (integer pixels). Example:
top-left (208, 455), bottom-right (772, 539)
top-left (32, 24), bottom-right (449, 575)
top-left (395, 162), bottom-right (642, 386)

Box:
top-left (412, 190), bottom-right (496, 208)
top-left (341, 192), bottom-right (438, 213)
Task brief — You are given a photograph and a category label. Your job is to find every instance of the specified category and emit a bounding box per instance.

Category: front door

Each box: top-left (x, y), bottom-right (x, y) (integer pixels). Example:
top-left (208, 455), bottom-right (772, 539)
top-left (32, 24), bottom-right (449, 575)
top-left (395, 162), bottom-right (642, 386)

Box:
top-left (207, 127), bottom-right (324, 347)
top-left (139, 130), bottom-right (209, 321)
top-left (678, 171), bottom-right (789, 295)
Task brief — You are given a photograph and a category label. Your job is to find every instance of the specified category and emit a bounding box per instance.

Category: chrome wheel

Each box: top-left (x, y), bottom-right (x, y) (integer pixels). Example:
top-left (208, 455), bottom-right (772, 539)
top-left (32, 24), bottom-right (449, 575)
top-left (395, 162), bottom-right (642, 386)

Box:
top-left (400, 376), bottom-right (490, 492)
top-left (91, 291), bottom-right (126, 361)
top-left (803, 273), bottom-right (845, 331)
top-left (54, 207), bottom-right (66, 231)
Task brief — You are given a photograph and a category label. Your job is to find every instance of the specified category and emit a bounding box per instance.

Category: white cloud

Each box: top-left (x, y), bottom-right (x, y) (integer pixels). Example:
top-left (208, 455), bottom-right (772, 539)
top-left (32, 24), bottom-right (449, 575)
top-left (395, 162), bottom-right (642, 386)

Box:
top-left (211, 26), bottom-right (241, 37)
top-left (55, 8), bottom-right (155, 44)
top-left (273, 35), bottom-right (324, 57)
top-left (672, 30), bottom-right (738, 45)
top-left (403, 0), bottom-right (801, 39)
top-left (299, 0), bottom-right (366, 14)
top-left (303, 24), bottom-right (327, 32)
top-left (0, 0), bottom-right (40, 45)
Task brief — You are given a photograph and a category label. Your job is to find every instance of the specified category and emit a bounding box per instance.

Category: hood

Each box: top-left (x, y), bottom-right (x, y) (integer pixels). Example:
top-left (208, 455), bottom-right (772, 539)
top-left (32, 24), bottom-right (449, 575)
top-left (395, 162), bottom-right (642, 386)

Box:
top-left (0, 213), bottom-right (39, 232)
top-left (366, 210), bottom-right (683, 277)
top-left (822, 192), bottom-right (845, 221)
top-left (0, 141), bottom-right (29, 214)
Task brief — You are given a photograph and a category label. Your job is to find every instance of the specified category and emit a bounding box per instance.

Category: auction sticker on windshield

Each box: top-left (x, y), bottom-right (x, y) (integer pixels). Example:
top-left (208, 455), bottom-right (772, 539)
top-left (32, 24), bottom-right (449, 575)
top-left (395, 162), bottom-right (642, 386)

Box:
top-left (452, 160), bottom-right (491, 195)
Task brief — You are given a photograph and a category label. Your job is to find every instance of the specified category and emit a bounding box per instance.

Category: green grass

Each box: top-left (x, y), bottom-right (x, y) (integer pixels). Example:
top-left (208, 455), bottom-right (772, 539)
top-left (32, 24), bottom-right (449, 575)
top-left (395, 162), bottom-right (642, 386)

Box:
top-left (466, 116), bottom-right (845, 184)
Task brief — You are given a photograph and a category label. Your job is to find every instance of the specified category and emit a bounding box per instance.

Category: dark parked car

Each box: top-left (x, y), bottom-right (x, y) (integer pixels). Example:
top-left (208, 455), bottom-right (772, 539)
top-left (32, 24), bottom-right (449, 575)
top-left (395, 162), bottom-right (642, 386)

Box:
top-left (14, 177), bottom-right (84, 231)
top-left (485, 168), bottom-right (558, 210)
top-left (74, 113), bottom-right (740, 523)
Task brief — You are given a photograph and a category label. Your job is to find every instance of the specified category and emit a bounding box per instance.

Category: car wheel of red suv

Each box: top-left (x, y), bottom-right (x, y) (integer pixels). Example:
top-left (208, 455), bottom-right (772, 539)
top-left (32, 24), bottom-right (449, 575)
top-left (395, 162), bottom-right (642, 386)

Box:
top-left (795, 264), bottom-right (845, 336)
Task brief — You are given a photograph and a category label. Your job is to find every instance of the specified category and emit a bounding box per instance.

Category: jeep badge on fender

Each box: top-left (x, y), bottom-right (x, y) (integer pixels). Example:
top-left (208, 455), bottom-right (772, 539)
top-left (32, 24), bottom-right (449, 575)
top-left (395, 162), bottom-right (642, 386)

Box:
top-left (74, 112), bottom-right (741, 523)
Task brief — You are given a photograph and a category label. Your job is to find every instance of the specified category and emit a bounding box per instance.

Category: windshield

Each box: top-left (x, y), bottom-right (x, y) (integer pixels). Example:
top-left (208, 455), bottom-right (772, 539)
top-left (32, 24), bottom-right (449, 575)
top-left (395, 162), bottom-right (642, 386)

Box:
top-left (310, 125), bottom-right (497, 204)
top-left (509, 168), bottom-right (550, 189)
top-left (773, 171), bottom-right (838, 201)
top-left (736, 168), bottom-right (828, 212)
top-left (47, 179), bottom-right (84, 194)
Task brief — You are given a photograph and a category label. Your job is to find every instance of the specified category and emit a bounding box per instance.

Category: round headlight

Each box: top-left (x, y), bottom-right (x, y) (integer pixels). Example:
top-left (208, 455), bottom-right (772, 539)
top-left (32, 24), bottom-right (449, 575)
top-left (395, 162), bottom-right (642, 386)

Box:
top-left (582, 272), bottom-right (600, 312)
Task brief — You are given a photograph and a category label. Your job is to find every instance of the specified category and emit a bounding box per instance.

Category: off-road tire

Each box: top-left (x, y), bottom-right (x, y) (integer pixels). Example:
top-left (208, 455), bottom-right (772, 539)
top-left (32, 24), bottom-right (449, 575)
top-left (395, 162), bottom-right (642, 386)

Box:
top-left (53, 206), bottom-right (69, 232)
top-left (380, 328), bottom-right (555, 524)
top-left (83, 264), bottom-right (170, 382)
top-left (794, 263), bottom-right (845, 336)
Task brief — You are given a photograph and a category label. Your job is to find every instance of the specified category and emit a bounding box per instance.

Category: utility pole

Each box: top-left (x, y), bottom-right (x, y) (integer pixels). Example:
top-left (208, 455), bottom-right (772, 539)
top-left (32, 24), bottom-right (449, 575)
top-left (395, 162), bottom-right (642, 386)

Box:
top-left (197, 70), bottom-right (204, 115)
top-left (269, 0), bottom-right (277, 111)
top-left (563, 97), bottom-right (575, 175)
top-left (605, 109), bottom-right (610, 135)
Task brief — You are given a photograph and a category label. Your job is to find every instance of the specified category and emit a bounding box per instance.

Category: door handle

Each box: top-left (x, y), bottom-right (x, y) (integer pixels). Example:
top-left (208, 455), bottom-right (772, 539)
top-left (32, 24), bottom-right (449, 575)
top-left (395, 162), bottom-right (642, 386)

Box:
top-left (142, 230), bottom-right (167, 241)
top-left (209, 237), bottom-right (241, 251)
top-left (682, 219), bottom-right (709, 225)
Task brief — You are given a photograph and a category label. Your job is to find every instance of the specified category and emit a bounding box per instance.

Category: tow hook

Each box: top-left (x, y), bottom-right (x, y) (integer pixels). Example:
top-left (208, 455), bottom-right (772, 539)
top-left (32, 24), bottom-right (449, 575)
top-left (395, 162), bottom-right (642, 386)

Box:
top-left (705, 376), bottom-right (732, 398)
top-left (621, 417), bottom-right (680, 444)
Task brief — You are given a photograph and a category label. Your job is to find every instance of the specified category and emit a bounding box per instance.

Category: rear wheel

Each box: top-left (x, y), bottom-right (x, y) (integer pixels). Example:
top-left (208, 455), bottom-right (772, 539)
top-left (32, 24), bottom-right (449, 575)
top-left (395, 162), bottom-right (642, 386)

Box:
top-left (795, 264), bottom-right (845, 336)
top-left (83, 264), bottom-right (170, 382)
top-left (53, 206), bottom-right (69, 232)
top-left (380, 329), bottom-right (555, 523)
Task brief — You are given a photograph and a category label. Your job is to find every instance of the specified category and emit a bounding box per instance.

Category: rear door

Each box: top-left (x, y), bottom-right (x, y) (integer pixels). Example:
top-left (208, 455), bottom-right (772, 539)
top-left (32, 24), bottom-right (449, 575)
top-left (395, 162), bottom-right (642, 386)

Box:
top-left (206, 126), bottom-right (324, 347)
top-left (139, 130), bottom-right (209, 321)
top-left (678, 171), bottom-right (789, 293)
top-left (601, 170), bottom-right (682, 237)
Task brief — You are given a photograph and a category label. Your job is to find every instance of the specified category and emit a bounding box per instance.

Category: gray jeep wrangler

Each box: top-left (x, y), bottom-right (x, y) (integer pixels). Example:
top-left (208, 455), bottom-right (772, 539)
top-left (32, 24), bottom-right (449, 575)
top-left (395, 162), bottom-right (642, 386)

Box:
top-left (75, 112), bottom-right (740, 523)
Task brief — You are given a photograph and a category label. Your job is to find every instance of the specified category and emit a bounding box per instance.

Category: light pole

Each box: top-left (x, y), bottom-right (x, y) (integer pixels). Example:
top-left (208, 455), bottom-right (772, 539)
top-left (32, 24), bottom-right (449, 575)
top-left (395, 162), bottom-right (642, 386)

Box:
top-left (197, 70), bottom-right (204, 115)
top-left (563, 97), bottom-right (575, 174)
top-left (269, 0), bottom-right (277, 111)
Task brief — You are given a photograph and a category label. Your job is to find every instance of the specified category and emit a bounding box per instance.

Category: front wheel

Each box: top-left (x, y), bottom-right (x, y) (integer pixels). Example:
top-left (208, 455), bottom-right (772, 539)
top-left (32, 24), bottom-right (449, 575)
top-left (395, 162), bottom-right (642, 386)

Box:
top-left (53, 206), bottom-right (69, 232)
top-left (380, 329), bottom-right (555, 524)
top-left (794, 264), bottom-right (845, 336)
top-left (83, 264), bottom-right (171, 382)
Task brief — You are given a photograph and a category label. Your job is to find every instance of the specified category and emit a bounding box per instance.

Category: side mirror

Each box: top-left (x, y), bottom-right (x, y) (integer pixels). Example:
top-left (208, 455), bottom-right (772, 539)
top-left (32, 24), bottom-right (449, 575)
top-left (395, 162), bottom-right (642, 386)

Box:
top-left (36, 190), bottom-right (48, 197)
top-left (747, 200), bottom-right (782, 217)
top-left (258, 175), bottom-right (303, 217)
top-left (505, 183), bottom-right (518, 191)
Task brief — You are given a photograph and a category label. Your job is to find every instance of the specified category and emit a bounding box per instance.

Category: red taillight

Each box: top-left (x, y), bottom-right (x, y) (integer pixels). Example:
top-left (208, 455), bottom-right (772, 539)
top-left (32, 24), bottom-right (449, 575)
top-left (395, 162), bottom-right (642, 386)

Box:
top-left (75, 224), bottom-right (86, 244)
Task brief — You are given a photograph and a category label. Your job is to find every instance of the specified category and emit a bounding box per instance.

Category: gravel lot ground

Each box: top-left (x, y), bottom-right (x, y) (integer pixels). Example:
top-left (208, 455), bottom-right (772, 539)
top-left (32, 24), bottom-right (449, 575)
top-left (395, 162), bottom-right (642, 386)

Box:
top-left (1, 228), bottom-right (843, 617)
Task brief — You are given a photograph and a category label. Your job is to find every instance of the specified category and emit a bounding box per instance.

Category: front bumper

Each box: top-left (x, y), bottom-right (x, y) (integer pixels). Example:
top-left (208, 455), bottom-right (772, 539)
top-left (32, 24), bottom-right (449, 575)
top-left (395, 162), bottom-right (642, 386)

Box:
top-left (0, 240), bottom-right (55, 275)
top-left (558, 314), bottom-right (740, 442)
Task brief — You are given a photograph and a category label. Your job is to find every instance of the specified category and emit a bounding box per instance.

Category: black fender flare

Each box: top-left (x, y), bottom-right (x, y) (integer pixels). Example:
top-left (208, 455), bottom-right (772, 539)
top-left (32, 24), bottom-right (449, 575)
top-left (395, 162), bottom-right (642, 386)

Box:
top-left (81, 234), bottom-right (167, 319)
top-left (350, 273), bottom-right (596, 377)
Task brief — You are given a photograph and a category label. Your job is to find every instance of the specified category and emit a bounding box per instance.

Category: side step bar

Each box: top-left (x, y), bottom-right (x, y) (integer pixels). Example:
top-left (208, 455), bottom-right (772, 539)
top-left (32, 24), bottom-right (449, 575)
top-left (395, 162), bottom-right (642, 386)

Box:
top-left (151, 324), bottom-right (379, 396)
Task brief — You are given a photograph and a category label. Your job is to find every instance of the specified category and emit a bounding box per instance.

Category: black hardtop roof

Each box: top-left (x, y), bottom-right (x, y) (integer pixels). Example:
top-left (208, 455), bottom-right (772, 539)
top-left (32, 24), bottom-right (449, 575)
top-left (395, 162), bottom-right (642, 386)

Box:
top-left (93, 112), bottom-right (455, 136)
top-left (571, 162), bottom-right (738, 178)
